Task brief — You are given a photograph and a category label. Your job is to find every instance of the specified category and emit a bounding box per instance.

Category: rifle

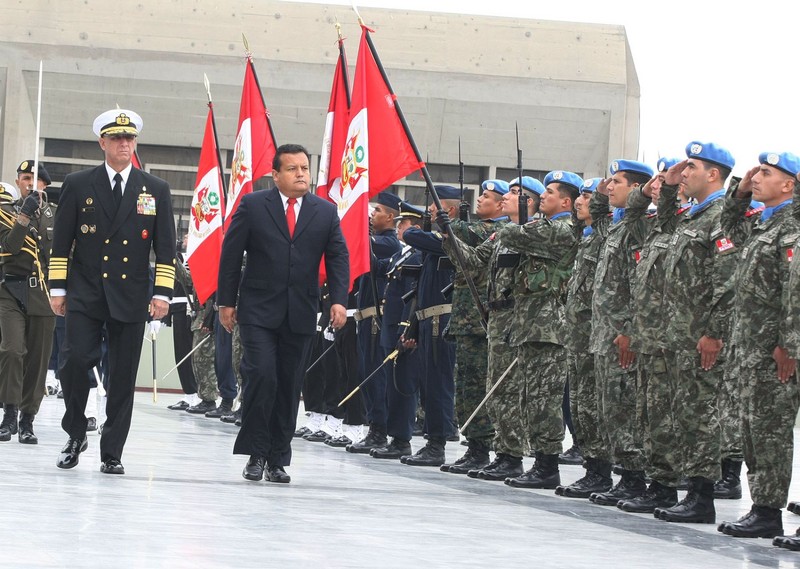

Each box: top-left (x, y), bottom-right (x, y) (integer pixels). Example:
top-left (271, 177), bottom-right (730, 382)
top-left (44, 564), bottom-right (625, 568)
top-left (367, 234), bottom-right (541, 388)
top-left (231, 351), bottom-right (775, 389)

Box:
top-left (458, 138), bottom-right (469, 221)
top-left (516, 123), bottom-right (525, 226)
top-left (422, 180), bottom-right (432, 232)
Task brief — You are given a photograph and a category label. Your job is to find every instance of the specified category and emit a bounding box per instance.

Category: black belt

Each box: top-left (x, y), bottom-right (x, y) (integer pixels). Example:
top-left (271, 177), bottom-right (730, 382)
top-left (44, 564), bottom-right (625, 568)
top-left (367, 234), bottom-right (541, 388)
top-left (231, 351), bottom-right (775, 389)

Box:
top-left (487, 298), bottom-right (514, 311)
top-left (4, 274), bottom-right (38, 288)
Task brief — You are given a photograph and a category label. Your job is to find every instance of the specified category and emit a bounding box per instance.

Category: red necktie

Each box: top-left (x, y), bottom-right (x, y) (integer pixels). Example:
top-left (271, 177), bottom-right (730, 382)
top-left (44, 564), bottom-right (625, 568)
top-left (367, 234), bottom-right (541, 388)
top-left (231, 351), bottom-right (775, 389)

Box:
top-left (286, 197), bottom-right (297, 237)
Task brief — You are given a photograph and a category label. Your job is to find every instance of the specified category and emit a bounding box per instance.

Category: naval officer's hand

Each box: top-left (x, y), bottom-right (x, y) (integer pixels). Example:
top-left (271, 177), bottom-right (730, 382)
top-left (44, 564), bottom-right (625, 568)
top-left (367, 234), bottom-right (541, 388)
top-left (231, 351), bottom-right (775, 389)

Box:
top-left (149, 298), bottom-right (169, 321)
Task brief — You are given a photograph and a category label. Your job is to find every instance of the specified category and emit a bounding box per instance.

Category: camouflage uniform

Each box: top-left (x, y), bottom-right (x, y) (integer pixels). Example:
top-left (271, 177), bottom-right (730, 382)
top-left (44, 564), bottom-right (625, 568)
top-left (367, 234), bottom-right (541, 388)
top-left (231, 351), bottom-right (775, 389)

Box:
top-left (721, 190), bottom-right (800, 509)
top-left (788, 188), bottom-right (800, 359)
top-left (662, 187), bottom-right (737, 482)
top-left (628, 185), bottom-right (681, 486)
top-left (447, 218), bottom-right (500, 446)
top-left (498, 215), bottom-right (575, 456)
top-left (565, 204), bottom-right (609, 463)
top-left (589, 191), bottom-right (645, 471)
top-left (191, 303), bottom-right (217, 403)
top-left (444, 229), bottom-right (520, 457)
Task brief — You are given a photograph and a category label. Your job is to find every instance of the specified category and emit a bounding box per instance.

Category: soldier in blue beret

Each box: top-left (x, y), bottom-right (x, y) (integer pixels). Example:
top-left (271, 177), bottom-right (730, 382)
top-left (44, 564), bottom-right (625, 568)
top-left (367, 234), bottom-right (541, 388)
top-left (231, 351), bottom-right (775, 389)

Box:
top-left (507, 177), bottom-right (545, 222)
top-left (717, 151), bottom-right (800, 541)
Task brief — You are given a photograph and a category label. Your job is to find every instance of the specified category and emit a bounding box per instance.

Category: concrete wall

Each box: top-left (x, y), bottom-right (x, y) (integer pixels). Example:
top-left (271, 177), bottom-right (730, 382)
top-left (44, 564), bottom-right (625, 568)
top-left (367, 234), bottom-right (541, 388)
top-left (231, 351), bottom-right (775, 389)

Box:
top-left (0, 0), bottom-right (640, 182)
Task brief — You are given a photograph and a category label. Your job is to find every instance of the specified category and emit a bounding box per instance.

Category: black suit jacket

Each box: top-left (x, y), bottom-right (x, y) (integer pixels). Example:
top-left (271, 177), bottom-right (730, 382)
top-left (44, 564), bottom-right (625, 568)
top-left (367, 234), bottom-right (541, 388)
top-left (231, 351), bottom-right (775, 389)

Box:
top-left (217, 188), bottom-right (349, 335)
top-left (49, 164), bottom-right (176, 323)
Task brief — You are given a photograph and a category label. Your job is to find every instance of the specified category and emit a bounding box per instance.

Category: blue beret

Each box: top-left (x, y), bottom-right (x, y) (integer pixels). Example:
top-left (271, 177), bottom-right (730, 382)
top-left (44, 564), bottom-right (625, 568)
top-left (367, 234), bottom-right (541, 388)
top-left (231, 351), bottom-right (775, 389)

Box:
top-left (17, 159), bottom-right (52, 185)
top-left (374, 191), bottom-right (401, 211)
top-left (543, 170), bottom-right (584, 192)
top-left (758, 151), bottom-right (800, 178)
top-left (685, 141), bottom-right (735, 170)
top-left (509, 176), bottom-right (545, 196)
top-left (396, 200), bottom-right (424, 220)
top-left (481, 179), bottom-right (509, 196)
top-left (656, 157), bottom-right (681, 173)
top-left (434, 185), bottom-right (461, 200)
top-left (609, 159), bottom-right (654, 178)
top-left (580, 177), bottom-right (602, 193)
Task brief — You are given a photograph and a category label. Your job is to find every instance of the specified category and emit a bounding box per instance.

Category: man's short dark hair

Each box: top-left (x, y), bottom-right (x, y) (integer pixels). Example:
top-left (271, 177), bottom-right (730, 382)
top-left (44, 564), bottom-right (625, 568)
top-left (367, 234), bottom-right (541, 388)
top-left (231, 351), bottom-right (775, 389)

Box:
top-left (700, 160), bottom-right (732, 184)
top-left (272, 144), bottom-right (311, 171)
top-left (621, 170), bottom-right (651, 187)
top-left (556, 183), bottom-right (579, 204)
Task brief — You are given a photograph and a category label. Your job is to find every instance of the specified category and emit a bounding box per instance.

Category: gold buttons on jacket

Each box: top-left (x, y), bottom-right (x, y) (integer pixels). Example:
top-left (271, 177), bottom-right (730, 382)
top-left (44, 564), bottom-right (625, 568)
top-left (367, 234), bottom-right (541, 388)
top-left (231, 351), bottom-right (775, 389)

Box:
top-left (123, 240), bottom-right (128, 245)
top-left (123, 257), bottom-right (128, 262)
top-left (121, 274), bottom-right (127, 279)
top-left (103, 256), bottom-right (108, 261)
top-left (103, 273), bottom-right (108, 278)
top-left (105, 239), bottom-right (110, 244)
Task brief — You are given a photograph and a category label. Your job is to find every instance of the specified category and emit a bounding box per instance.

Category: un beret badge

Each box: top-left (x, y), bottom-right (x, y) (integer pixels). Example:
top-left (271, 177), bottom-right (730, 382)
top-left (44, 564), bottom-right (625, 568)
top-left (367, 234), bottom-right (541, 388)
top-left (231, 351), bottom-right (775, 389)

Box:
top-left (553, 171), bottom-right (563, 180)
top-left (690, 143), bottom-right (703, 155)
top-left (610, 162), bottom-right (619, 173)
top-left (767, 153), bottom-right (780, 166)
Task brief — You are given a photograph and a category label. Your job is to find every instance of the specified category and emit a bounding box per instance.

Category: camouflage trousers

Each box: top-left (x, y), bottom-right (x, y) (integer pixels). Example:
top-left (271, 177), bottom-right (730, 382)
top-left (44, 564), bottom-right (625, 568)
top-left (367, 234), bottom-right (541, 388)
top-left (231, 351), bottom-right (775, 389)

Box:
top-left (454, 334), bottom-right (494, 445)
top-left (594, 353), bottom-right (644, 470)
top-left (518, 342), bottom-right (567, 456)
top-left (192, 329), bottom-right (217, 402)
top-left (636, 353), bottom-right (680, 486)
top-left (232, 324), bottom-right (243, 389)
top-left (738, 355), bottom-right (800, 509)
top-left (568, 352), bottom-right (608, 461)
top-left (487, 334), bottom-right (523, 457)
top-left (666, 349), bottom-right (722, 481)
top-left (719, 350), bottom-right (743, 461)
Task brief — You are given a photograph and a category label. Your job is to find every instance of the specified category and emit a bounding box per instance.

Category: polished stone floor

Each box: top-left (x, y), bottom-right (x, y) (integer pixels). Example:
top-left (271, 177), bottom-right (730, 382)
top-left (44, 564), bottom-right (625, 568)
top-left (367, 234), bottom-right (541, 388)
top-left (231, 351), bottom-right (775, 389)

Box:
top-left (3, 393), bottom-right (800, 568)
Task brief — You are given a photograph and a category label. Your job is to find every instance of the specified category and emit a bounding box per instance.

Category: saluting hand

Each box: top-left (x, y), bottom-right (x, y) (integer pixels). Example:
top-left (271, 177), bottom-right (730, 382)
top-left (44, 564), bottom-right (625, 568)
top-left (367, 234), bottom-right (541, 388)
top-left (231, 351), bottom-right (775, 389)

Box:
top-left (663, 160), bottom-right (688, 186)
top-left (596, 178), bottom-right (611, 196)
top-left (735, 166), bottom-right (759, 198)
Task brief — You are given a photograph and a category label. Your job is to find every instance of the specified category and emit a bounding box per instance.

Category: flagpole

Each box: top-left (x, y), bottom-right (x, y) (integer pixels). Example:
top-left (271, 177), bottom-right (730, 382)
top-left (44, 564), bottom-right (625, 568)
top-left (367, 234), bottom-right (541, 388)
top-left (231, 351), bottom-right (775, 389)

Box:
top-left (242, 34), bottom-right (278, 152)
top-left (359, 23), bottom-right (488, 331)
top-left (336, 22), bottom-right (352, 108)
top-left (32, 61), bottom-right (43, 202)
top-left (204, 73), bottom-right (228, 228)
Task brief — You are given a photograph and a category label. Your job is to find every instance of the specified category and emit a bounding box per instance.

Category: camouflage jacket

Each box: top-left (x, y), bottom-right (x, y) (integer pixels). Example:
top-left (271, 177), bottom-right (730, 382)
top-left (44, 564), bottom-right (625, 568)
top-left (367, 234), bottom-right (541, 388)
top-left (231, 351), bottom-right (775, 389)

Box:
top-left (721, 191), bottom-right (799, 366)
top-left (497, 216), bottom-right (576, 347)
top-left (447, 218), bottom-right (504, 337)
top-left (788, 183), bottom-right (800, 358)
top-left (629, 185), bottom-right (681, 354)
top-left (663, 192), bottom-right (737, 351)
top-left (589, 192), bottom-right (646, 355)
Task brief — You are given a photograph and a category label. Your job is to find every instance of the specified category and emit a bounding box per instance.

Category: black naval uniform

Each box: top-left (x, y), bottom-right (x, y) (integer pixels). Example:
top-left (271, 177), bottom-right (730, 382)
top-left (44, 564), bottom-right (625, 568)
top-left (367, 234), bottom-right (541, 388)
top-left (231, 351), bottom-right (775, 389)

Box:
top-left (49, 164), bottom-right (176, 463)
top-left (0, 194), bottom-right (56, 440)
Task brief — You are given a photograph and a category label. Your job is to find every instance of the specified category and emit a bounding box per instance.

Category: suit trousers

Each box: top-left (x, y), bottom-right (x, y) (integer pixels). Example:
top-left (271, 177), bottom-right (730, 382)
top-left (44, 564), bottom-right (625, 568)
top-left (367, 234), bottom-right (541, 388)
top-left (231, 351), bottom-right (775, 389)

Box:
top-left (60, 310), bottom-right (145, 461)
top-left (234, 319), bottom-right (313, 466)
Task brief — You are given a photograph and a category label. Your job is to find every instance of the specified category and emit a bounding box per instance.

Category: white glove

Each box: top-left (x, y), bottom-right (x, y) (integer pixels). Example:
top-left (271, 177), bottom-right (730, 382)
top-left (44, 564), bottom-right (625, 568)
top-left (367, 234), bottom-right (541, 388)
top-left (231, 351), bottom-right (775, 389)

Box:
top-left (148, 320), bottom-right (163, 337)
top-left (323, 326), bottom-right (335, 342)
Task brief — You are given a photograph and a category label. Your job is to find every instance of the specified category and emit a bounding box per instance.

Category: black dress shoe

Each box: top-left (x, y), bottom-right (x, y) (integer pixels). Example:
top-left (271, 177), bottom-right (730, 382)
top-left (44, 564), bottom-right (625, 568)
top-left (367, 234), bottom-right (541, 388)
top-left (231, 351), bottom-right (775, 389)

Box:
top-left (86, 417), bottom-right (98, 432)
top-left (100, 459), bottom-right (125, 475)
top-left (17, 413), bottom-right (37, 445)
top-left (186, 400), bottom-right (217, 414)
top-left (167, 400), bottom-right (190, 411)
top-left (242, 455), bottom-right (266, 481)
top-left (325, 435), bottom-right (352, 448)
top-left (266, 465), bottom-right (291, 483)
top-left (56, 437), bottom-right (88, 469)
top-left (205, 398), bottom-right (233, 419)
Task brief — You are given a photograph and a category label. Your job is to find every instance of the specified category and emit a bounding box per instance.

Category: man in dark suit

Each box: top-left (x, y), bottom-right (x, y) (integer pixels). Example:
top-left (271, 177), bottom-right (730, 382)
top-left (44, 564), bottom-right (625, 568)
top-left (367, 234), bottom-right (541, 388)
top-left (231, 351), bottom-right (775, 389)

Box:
top-left (218, 143), bottom-right (349, 483)
top-left (49, 109), bottom-right (176, 475)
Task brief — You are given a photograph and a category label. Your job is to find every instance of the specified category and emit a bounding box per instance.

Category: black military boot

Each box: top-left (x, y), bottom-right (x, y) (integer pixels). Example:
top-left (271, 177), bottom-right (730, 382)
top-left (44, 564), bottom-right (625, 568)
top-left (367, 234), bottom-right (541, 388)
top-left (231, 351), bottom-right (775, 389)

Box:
top-left (402, 437), bottom-right (445, 466)
top-left (557, 458), bottom-right (613, 498)
top-left (659, 476), bottom-right (715, 523)
top-left (442, 442), bottom-right (491, 474)
top-left (617, 480), bottom-right (678, 513)
top-left (470, 453), bottom-right (524, 481)
top-left (506, 451), bottom-right (561, 489)
top-left (558, 444), bottom-right (584, 465)
top-left (186, 399), bottom-right (217, 414)
top-left (718, 505), bottom-right (783, 538)
top-left (774, 528), bottom-right (800, 550)
top-left (0, 404), bottom-right (19, 442)
top-left (590, 469), bottom-right (647, 506)
top-left (346, 426), bottom-right (388, 454)
top-left (220, 407), bottom-right (242, 424)
top-left (371, 438), bottom-right (412, 459)
top-left (205, 398), bottom-right (234, 418)
top-left (713, 458), bottom-right (742, 499)
top-left (787, 501), bottom-right (800, 515)
top-left (17, 412), bottom-right (37, 445)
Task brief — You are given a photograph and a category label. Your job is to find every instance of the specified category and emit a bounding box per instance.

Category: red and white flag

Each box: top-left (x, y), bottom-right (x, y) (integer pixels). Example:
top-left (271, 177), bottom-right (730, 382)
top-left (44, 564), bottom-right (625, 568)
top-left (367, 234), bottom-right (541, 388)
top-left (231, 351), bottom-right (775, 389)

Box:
top-left (225, 58), bottom-right (276, 230)
top-left (187, 109), bottom-right (225, 304)
top-left (326, 25), bottom-right (421, 284)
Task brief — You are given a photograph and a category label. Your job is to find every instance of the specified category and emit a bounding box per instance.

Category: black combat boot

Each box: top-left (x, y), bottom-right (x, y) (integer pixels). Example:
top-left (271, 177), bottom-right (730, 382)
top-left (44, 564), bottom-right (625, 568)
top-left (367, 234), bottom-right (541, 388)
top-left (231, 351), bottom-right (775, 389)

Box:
top-left (186, 399), bottom-right (217, 414)
top-left (558, 444), bottom-right (584, 465)
top-left (205, 398), bottom-right (234, 418)
top-left (346, 426), bottom-right (388, 454)
top-left (590, 469), bottom-right (647, 506)
top-left (470, 453), bottom-right (524, 481)
top-left (617, 480), bottom-right (678, 513)
top-left (713, 458), bottom-right (742, 499)
top-left (220, 407), bottom-right (242, 424)
top-left (0, 404), bottom-right (19, 442)
top-left (659, 476), bottom-right (715, 523)
top-left (787, 501), bottom-right (800, 515)
top-left (17, 412), bottom-right (37, 445)
top-left (718, 505), bottom-right (783, 538)
top-left (442, 441), bottom-right (491, 474)
top-left (557, 458), bottom-right (613, 498)
top-left (506, 451), bottom-right (561, 489)
top-left (371, 438), bottom-right (412, 459)
top-left (402, 437), bottom-right (445, 466)
top-left (774, 527), bottom-right (800, 550)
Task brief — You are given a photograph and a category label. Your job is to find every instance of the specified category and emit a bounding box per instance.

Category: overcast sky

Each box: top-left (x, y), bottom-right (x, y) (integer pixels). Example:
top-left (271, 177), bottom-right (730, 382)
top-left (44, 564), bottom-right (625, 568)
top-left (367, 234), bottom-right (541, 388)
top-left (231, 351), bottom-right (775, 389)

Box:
top-left (291, 0), bottom-right (800, 177)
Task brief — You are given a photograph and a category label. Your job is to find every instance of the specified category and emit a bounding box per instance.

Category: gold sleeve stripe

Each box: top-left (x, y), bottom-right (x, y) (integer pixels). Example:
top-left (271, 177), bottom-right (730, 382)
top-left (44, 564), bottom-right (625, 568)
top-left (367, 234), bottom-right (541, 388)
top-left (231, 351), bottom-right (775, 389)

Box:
top-left (50, 269), bottom-right (68, 280)
top-left (154, 275), bottom-right (175, 288)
